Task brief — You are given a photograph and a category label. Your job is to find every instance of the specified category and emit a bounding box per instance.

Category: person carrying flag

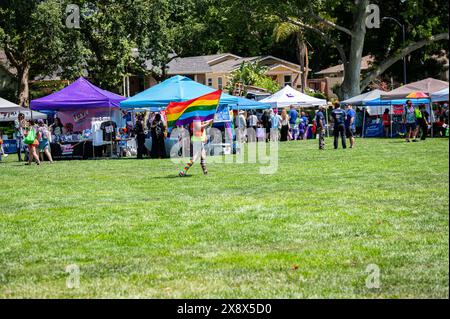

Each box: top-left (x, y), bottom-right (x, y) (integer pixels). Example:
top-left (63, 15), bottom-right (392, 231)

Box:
top-left (179, 119), bottom-right (213, 177)
top-left (164, 90), bottom-right (222, 177)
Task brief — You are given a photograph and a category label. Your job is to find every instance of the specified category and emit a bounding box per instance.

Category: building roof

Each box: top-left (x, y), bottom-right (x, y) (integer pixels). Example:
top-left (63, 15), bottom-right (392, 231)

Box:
top-left (165, 53), bottom-right (301, 75)
top-left (316, 55), bottom-right (375, 75)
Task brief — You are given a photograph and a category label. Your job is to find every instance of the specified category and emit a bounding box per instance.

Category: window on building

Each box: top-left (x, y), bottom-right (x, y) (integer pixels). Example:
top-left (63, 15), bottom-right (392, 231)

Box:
top-left (207, 78), bottom-right (213, 86)
top-left (218, 77), bottom-right (223, 90)
top-left (284, 75), bottom-right (292, 87)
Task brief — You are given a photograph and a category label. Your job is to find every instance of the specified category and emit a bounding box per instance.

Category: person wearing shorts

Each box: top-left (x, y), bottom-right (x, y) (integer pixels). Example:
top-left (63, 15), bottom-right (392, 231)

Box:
top-left (345, 104), bottom-right (356, 148)
top-left (37, 119), bottom-right (53, 163)
top-left (403, 100), bottom-right (417, 142)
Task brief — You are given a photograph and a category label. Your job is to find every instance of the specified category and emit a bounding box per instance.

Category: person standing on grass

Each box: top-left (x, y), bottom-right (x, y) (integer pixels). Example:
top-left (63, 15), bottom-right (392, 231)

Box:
top-left (37, 119), bottom-right (53, 163)
top-left (179, 119), bottom-right (212, 177)
top-left (150, 113), bottom-right (166, 159)
top-left (0, 130), bottom-right (7, 161)
top-left (280, 108), bottom-right (290, 141)
top-left (382, 108), bottom-right (391, 138)
top-left (261, 109), bottom-right (271, 142)
top-left (24, 120), bottom-right (41, 166)
top-left (315, 106), bottom-right (326, 150)
top-left (289, 106), bottom-right (298, 140)
top-left (345, 104), bottom-right (356, 148)
top-left (14, 113), bottom-right (27, 162)
top-left (247, 110), bottom-right (258, 143)
top-left (270, 109), bottom-right (282, 142)
top-left (331, 103), bottom-right (347, 149)
top-left (135, 114), bottom-right (146, 159)
top-left (417, 104), bottom-right (430, 141)
top-left (300, 111), bottom-right (309, 140)
top-left (403, 100), bottom-right (418, 142)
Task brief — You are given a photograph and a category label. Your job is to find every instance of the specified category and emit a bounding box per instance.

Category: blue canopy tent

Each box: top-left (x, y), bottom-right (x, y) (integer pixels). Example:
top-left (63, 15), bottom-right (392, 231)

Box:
top-left (229, 96), bottom-right (271, 110)
top-left (120, 75), bottom-right (239, 111)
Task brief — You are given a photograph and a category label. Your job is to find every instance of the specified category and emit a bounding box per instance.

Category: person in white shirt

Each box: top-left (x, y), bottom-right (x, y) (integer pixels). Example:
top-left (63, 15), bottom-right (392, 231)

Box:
top-left (236, 111), bottom-right (247, 143)
top-left (247, 110), bottom-right (258, 142)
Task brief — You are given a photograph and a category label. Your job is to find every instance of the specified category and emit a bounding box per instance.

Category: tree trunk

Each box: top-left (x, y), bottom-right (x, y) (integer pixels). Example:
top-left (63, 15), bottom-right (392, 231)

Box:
top-left (296, 35), bottom-right (307, 93)
top-left (338, 0), bottom-right (369, 100)
top-left (17, 64), bottom-right (30, 107)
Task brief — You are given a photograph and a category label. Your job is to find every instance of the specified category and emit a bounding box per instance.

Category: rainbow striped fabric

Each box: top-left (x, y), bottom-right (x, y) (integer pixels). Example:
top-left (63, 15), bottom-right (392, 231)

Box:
top-left (166, 90), bottom-right (222, 130)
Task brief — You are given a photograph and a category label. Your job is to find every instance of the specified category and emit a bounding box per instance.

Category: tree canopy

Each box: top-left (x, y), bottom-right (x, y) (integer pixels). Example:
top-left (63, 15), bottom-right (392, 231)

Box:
top-left (0, 0), bottom-right (448, 103)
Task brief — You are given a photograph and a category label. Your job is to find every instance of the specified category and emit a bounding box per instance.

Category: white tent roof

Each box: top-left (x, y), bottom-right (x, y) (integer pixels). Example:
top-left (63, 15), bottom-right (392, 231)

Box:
top-left (260, 85), bottom-right (327, 108)
top-left (341, 89), bottom-right (387, 106)
top-left (0, 97), bottom-right (47, 122)
top-left (431, 88), bottom-right (449, 102)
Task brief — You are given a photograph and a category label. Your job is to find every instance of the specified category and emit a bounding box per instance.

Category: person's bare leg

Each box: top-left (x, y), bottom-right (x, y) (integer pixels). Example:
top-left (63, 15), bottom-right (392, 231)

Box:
top-left (33, 148), bottom-right (40, 164)
top-left (45, 149), bottom-right (53, 163)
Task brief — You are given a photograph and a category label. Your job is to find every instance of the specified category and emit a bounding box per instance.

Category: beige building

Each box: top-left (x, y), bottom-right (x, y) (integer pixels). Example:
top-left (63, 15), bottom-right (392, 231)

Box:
top-left (308, 55), bottom-right (375, 99)
top-left (125, 53), bottom-right (303, 96)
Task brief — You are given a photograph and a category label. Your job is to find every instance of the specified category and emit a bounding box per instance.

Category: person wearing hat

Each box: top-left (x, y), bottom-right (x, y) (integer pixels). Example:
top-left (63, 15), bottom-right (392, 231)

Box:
top-left (315, 106), bottom-right (326, 150)
top-left (37, 119), bottom-right (53, 163)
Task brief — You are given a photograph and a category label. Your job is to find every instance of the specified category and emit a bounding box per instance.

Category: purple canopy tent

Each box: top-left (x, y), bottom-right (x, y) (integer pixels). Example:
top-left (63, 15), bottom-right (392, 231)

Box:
top-left (30, 77), bottom-right (125, 111)
top-left (30, 77), bottom-right (126, 159)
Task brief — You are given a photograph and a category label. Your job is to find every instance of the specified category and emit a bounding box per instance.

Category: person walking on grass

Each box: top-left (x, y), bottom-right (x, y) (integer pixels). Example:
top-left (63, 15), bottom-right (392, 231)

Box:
top-left (179, 119), bottom-right (213, 177)
top-left (37, 119), bottom-right (53, 163)
top-left (345, 104), bottom-right (356, 148)
top-left (331, 103), bottom-right (347, 149)
top-left (315, 106), bottom-right (326, 150)
top-left (403, 100), bottom-right (418, 142)
top-left (417, 104), bottom-right (430, 141)
top-left (24, 120), bottom-right (41, 166)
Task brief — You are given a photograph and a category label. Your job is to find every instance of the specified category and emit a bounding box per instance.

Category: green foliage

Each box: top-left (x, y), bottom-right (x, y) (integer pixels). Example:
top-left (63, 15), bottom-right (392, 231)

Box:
top-left (227, 61), bottom-right (280, 94)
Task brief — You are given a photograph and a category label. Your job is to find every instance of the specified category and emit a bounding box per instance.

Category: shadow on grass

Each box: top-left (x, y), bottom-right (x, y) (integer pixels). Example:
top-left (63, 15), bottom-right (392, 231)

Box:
top-left (153, 174), bottom-right (194, 179)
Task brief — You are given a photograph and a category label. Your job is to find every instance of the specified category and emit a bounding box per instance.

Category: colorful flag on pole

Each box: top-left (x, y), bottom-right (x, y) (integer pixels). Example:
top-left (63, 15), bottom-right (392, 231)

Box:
top-left (166, 90), bottom-right (222, 131)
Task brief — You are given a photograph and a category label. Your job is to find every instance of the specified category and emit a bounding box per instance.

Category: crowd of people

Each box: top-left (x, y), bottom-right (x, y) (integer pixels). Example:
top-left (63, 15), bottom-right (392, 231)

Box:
top-left (1, 100), bottom-right (448, 166)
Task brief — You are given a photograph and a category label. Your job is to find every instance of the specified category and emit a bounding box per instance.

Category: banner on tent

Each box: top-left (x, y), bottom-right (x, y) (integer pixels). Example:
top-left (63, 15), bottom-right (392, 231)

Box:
top-left (214, 104), bottom-right (232, 123)
top-left (58, 108), bottom-right (122, 131)
top-left (393, 105), bottom-right (404, 115)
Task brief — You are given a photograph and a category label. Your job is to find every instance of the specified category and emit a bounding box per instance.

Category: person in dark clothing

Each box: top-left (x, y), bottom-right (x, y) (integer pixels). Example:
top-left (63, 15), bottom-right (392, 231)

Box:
top-left (150, 114), bottom-right (166, 159)
top-left (417, 104), bottom-right (430, 141)
top-left (135, 115), bottom-right (146, 159)
top-left (315, 106), bottom-right (326, 150)
top-left (331, 103), bottom-right (347, 149)
top-left (261, 109), bottom-right (272, 142)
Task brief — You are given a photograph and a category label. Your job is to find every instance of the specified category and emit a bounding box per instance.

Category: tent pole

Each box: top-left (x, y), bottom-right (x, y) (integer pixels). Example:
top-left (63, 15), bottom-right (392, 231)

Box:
top-left (429, 99), bottom-right (434, 138)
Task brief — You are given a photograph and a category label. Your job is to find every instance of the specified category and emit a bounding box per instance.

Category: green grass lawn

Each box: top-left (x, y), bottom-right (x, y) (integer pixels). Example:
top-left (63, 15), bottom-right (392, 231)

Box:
top-left (0, 138), bottom-right (448, 298)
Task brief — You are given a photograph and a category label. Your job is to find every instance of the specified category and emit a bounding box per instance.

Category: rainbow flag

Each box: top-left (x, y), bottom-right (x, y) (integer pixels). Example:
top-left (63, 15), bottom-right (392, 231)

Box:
top-left (166, 90), bottom-right (222, 130)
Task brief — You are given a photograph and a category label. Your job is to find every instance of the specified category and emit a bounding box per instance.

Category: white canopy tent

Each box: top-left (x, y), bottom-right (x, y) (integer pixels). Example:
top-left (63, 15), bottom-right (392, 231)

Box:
top-left (0, 97), bottom-right (47, 122)
top-left (260, 85), bottom-right (327, 108)
top-left (431, 88), bottom-right (449, 102)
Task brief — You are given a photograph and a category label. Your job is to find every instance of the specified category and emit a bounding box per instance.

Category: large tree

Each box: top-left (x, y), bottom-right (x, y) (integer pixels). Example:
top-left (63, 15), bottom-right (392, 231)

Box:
top-left (0, 0), bottom-right (66, 106)
top-left (229, 0), bottom-right (449, 99)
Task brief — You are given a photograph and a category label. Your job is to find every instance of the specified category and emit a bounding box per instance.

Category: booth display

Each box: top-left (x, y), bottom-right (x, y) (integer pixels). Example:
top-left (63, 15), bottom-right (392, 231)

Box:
top-left (259, 85), bottom-right (327, 108)
top-left (30, 77), bottom-right (127, 160)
